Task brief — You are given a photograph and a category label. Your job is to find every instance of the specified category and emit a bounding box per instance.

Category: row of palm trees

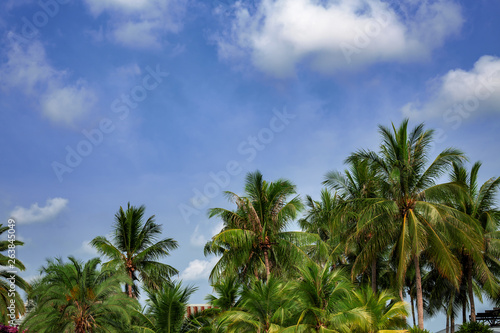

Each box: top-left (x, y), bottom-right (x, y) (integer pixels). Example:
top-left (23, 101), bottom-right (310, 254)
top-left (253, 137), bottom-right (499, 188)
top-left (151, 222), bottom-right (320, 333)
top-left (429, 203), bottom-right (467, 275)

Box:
top-left (1, 119), bottom-right (498, 332)
top-left (205, 120), bottom-right (500, 331)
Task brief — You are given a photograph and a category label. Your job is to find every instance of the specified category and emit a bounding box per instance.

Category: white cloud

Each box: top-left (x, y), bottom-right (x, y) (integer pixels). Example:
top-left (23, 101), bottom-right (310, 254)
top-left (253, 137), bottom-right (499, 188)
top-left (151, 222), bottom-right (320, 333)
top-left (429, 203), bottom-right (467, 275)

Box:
top-left (0, 38), bottom-right (97, 127)
top-left (41, 81), bottom-right (97, 126)
top-left (190, 222), bottom-right (224, 247)
top-left (190, 225), bottom-right (208, 247)
top-left (402, 55), bottom-right (500, 124)
top-left (211, 221), bottom-right (224, 236)
top-left (84, 0), bottom-right (187, 48)
top-left (215, 0), bottom-right (463, 77)
top-left (180, 257), bottom-right (219, 281)
top-left (0, 41), bottom-right (61, 94)
top-left (10, 197), bottom-right (68, 225)
top-left (77, 240), bottom-right (99, 256)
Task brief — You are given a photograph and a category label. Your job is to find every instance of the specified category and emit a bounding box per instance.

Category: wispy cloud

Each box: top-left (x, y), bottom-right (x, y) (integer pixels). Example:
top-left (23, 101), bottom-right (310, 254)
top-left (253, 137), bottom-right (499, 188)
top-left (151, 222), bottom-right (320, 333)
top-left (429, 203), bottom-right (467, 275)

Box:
top-left (0, 39), bottom-right (97, 127)
top-left (83, 0), bottom-right (187, 49)
top-left (214, 0), bottom-right (463, 77)
top-left (10, 197), bottom-right (68, 225)
top-left (189, 221), bottom-right (224, 247)
top-left (76, 240), bottom-right (99, 257)
top-left (402, 55), bottom-right (500, 124)
top-left (180, 257), bottom-right (219, 281)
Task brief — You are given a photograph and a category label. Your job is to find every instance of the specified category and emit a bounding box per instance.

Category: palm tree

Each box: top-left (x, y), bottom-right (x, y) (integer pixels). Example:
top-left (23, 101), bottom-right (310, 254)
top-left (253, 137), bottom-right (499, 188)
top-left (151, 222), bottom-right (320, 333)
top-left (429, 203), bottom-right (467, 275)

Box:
top-left (136, 281), bottom-right (197, 333)
top-left (0, 223), bottom-right (30, 324)
top-left (91, 203), bottom-right (179, 298)
top-left (324, 159), bottom-right (386, 293)
top-left (448, 161), bottom-right (500, 321)
top-left (348, 119), bottom-right (485, 329)
top-left (206, 276), bottom-right (241, 311)
top-left (206, 171), bottom-right (306, 282)
top-left (223, 276), bottom-right (293, 332)
top-left (287, 259), bottom-right (370, 333)
top-left (350, 285), bottom-right (408, 333)
top-left (21, 256), bottom-right (138, 332)
top-left (298, 189), bottom-right (346, 268)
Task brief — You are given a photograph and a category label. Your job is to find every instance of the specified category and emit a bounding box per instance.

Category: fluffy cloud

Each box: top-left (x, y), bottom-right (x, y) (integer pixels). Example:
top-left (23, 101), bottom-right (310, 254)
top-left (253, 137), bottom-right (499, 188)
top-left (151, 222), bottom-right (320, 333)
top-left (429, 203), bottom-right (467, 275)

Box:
top-left (190, 222), bottom-right (224, 247)
top-left (215, 0), bottom-right (463, 77)
top-left (190, 225), bottom-right (208, 247)
top-left (10, 197), bottom-right (68, 225)
top-left (77, 240), bottom-right (99, 256)
top-left (402, 55), bottom-right (500, 126)
top-left (180, 257), bottom-right (219, 281)
top-left (41, 81), bottom-right (97, 126)
top-left (0, 38), bottom-right (97, 127)
top-left (0, 41), bottom-right (61, 94)
top-left (84, 0), bottom-right (187, 48)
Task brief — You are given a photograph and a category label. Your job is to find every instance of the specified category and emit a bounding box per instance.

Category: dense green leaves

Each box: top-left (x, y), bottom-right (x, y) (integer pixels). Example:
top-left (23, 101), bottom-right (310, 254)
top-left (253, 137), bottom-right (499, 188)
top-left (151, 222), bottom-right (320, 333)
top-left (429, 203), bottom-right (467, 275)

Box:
top-left (21, 257), bottom-right (139, 333)
top-left (91, 203), bottom-right (179, 297)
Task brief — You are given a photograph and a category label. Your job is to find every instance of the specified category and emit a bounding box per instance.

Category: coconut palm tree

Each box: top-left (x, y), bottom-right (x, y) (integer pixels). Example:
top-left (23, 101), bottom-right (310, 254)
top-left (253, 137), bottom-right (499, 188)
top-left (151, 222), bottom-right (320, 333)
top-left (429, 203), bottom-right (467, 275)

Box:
top-left (347, 119), bottom-right (485, 329)
top-left (299, 189), bottom-right (346, 268)
top-left (21, 256), bottom-right (138, 332)
top-left (0, 223), bottom-right (30, 324)
top-left (324, 159), bottom-right (388, 293)
top-left (205, 171), bottom-right (307, 282)
top-left (135, 281), bottom-right (197, 333)
top-left (91, 203), bottom-right (179, 298)
top-left (206, 276), bottom-right (241, 311)
top-left (286, 259), bottom-right (370, 333)
top-left (222, 276), bottom-right (293, 333)
top-left (350, 285), bottom-right (408, 333)
top-left (448, 161), bottom-right (500, 321)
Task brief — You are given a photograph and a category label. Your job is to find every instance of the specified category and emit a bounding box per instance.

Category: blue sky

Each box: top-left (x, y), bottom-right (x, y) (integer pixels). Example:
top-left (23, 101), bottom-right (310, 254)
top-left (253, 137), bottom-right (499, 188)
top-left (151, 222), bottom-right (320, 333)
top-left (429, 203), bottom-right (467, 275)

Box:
top-left (1, 0), bottom-right (500, 330)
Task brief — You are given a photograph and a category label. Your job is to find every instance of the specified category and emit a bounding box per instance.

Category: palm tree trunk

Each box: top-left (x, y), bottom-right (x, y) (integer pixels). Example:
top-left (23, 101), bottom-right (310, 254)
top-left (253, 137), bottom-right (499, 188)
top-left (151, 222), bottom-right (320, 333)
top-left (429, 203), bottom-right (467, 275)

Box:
top-left (127, 270), bottom-right (134, 298)
top-left (414, 254), bottom-right (425, 329)
top-left (371, 257), bottom-right (377, 293)
top-left (462, 296), bottom-right (467, 323)
top-left (446, 313), bottom-right (449, 333)
top-left (411, 295), bottom-right (416, 327)
top-left (263, 247), bottom-right (270, 280)
top-left (467, 257), bottom-right (476, 322)
top-left (451, 314), bottom-right (455, 333)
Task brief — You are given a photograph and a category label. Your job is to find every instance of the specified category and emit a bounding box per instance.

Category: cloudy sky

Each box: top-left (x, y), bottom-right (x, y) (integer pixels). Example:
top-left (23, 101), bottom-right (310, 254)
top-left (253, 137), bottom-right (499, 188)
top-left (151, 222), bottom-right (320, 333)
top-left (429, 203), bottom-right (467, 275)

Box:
top-left (1, 0), bottom-right (499, 330)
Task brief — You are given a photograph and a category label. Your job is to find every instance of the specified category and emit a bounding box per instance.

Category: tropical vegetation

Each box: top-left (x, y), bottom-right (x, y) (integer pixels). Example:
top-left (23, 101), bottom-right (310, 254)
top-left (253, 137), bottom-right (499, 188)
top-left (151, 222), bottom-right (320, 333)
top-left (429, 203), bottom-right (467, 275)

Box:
top-left (5, 119), bottom-right (500, 332)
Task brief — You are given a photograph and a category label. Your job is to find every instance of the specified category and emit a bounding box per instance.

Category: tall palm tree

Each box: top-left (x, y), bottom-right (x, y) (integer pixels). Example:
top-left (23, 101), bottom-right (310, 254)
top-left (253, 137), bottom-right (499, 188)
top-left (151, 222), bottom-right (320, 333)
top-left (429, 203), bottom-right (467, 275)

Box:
top-left (21, 256), bottom-right (138, 333)
top-left (324, 159), bottom-right (386, 293)
top-left (348, 119), bottom-right (485, 329)
top-left (206, 171), bottom-right (306, 282)
top-left (91, 203), bottom-right (179, 298)
top-left (0, 223), bottom-right (30, 324)
top-left (136, 281), bottom-right (197, 333)
top-left (448, 161), bottom-right (500, 321)
top-left (298, 189), bottom-right (345, 267)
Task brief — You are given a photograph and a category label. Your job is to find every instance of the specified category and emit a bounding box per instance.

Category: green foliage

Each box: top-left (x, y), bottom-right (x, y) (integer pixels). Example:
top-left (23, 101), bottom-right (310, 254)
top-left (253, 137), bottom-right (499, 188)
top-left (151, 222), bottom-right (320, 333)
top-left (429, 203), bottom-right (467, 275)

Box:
top-left (408, 327), bottom-right (432, 333)
top-left (206, 170), bottom-right (308, 282)
top-left (456, 322), bottom-right (493, 333)
top-left (21, 256), bottom-right (139, 333)
top-left (91, 203), bottom-right (179, 297)
top-left (135, 281), bottom-right (197, 333)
